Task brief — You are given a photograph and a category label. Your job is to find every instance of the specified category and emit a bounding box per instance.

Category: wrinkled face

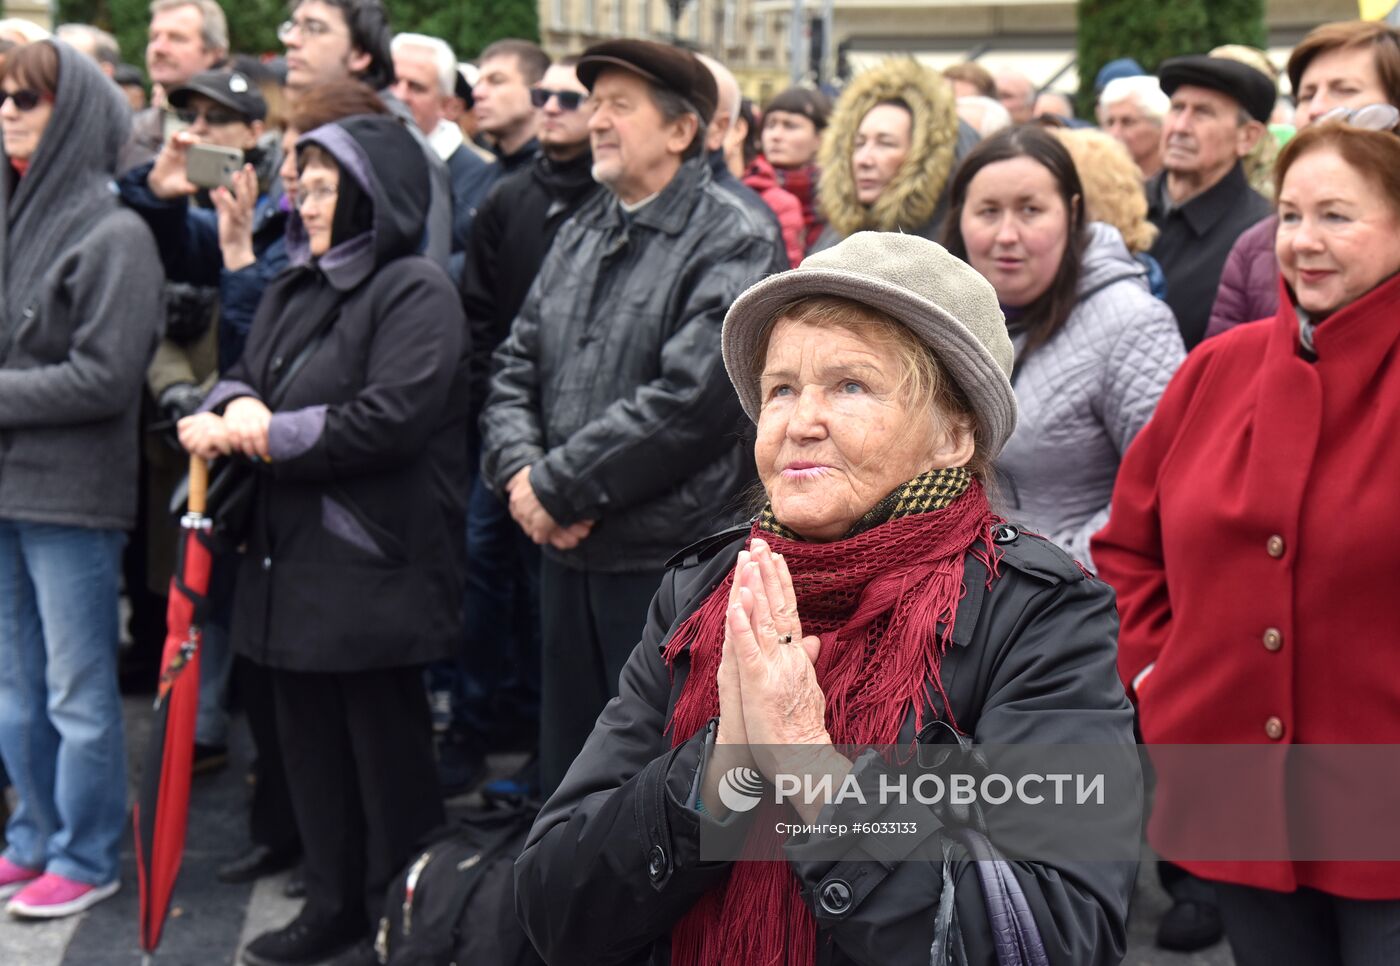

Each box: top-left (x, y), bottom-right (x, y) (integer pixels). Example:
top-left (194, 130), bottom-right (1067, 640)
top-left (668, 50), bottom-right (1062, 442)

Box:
top-left (852, 103), bottom-right (912, 206)
top-left (1101, 97), bottom-right (1162, 168)
top-left (1295, 46), bottom-right (1391, 129)
top-left (181, 93), bottom-right (259, 151)
top-left (755, 318), bottom-right (971, 542)
top-left (960, 156), bottom-right (1071, 308)
top-left (536, 63), bottom-right (592, 151)
top-left (1277, 147), bottom-right (1400, 319)
top-left (392, 46), bottom-right (446, 135)
top-left (284, 1), bottom-right (369, 91)
top-left (473, 54), bottom-right (534, 137)
top-left (297, 156), bottom-right (339, 257)
top-left (587, 69), bottom-right (691, 204)
top-left (0, 80), bottom-right (53, 162)
top-left (147, 4), bottom-right (218, 89)
top-left (1161, 85), bottom-right (1251, 182)
top-left (761, 109), bottom-right (820, 168)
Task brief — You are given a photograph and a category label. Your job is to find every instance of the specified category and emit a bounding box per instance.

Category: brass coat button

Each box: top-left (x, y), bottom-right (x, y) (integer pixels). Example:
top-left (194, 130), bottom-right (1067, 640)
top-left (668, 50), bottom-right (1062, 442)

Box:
top-left (1263, 628), bottom-right (1283, 652)
top-left (1265, 716), bottom-right (1285, 740)
top-left (1266, 535), bottom-right (1285, 558)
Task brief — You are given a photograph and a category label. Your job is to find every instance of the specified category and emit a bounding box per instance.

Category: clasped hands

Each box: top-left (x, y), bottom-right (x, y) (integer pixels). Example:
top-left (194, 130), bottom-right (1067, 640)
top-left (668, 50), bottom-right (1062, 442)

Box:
top-left (704, 538), bottom-right (852, 822)
top-left (177, 397), bottom-right (273, 461)
top-left (505, 465), bottom-right (594, 551)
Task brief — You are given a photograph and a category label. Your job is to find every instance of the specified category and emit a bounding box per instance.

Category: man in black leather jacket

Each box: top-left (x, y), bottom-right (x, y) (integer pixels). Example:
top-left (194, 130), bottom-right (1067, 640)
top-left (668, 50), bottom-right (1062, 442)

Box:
top-left (480, 39), bottom-right (785, 796)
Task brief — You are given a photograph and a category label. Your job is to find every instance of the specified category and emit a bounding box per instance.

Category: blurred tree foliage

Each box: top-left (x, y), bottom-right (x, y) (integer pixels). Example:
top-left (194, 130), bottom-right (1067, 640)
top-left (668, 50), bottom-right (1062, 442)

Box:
top-left (53, 0), bottom-right (539, 71)
top-left (1076, 0), bottom-right (1266, 116)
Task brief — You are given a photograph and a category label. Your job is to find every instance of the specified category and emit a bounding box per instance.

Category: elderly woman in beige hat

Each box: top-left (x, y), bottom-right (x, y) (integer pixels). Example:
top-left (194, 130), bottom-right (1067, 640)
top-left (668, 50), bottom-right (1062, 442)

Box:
top-left (514, 232), bottom-right (1138, 966)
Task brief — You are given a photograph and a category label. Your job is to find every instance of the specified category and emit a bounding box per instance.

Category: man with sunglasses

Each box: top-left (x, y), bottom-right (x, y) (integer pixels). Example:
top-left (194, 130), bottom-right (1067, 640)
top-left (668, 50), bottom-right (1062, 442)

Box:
top-left (453, 56), bottom-right (602, 801)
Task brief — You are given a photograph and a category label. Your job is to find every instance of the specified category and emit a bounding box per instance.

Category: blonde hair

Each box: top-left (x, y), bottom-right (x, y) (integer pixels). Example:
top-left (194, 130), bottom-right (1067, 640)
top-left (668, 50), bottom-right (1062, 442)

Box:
top-left (1052, 128), bottom-right (1158, 254)
top-left (752, 296), bottom-right (990, 483)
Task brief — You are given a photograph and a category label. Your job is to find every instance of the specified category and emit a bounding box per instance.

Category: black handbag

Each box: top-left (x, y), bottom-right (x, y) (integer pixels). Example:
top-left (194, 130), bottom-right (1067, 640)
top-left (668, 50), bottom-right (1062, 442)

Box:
top-left (171, 308), bottom-right (342, 546)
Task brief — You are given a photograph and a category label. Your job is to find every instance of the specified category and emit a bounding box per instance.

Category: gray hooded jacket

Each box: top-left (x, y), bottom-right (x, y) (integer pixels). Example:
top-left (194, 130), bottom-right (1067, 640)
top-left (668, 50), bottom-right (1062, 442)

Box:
top-left (994, 222), bottom-right (1184, 570)
top-left (0, 41), bottom-right (164, 530)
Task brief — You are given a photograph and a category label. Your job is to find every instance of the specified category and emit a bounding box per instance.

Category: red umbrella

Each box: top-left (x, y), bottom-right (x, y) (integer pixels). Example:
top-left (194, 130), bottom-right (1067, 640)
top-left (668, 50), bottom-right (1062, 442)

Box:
top-left (134, 455), bottom-right (212, 952)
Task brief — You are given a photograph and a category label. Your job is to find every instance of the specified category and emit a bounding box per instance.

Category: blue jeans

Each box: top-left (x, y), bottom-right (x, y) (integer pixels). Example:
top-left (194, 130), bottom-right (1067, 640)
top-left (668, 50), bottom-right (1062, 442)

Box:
top-left (0, 520), bottom-right (126, 885)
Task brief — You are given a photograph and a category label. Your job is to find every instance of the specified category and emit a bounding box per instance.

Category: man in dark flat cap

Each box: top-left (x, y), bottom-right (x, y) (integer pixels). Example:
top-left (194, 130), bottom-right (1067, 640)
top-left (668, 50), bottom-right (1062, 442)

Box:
top-left (480, 39), bottom-right (785, 796)
top-left (1146, 54), bottom-right (1276, 349)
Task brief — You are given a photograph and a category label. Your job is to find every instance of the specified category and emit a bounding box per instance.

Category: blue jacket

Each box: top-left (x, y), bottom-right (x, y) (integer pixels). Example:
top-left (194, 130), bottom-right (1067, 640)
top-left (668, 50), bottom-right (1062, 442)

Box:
top-left (119, 161), bottom-right (288, 370)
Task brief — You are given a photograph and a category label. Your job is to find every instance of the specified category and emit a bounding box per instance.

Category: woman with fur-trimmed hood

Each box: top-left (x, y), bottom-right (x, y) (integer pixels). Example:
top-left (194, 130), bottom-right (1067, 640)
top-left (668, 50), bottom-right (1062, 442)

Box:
top-left (812, 58), bottom-right (979, 252)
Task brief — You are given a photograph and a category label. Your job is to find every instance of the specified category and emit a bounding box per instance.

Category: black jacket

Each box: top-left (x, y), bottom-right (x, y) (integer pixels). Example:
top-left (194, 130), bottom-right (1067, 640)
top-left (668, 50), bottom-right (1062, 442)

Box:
top-left (1147, 162), bottom-right (1271, 350)
top-left (460, 149), bottom-right (602, 424)
top-left (210, 115), bottom-right (469, 672)
top-left (516, 525), bottom-right (1140, 965)
top-left (708, 149), bottom-right (791, 270)
top-left (480, 158), bottom-right (786, 573)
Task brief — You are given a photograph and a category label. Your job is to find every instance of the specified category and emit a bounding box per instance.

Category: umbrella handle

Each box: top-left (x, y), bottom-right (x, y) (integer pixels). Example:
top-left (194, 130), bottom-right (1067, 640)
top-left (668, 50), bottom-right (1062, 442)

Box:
top-left (188, 456), bottom-right (209, 516)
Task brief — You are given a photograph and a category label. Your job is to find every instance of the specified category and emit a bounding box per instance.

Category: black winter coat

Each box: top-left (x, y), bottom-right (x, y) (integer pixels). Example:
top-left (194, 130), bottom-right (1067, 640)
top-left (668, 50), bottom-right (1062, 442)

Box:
top-left (515, 525), bottom-right (1140, 965)
top-left (480, 158), bottom-right (787, 573)
top-left (459, 150), bottom-right (602, 423)
top-left (209, 116), bottom-right (470, 673)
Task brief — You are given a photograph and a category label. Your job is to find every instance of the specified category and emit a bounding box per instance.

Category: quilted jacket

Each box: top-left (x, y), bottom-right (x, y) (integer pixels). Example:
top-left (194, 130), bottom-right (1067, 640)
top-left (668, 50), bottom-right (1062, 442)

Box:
top-left (994, 223), bottom-right (1185, 571)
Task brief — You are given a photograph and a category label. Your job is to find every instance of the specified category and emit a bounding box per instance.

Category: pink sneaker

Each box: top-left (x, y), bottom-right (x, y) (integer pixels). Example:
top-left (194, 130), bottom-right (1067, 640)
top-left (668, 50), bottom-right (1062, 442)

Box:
top-left (6, 873), bottom-right (119, 918)
top-left (0, 858), bottom-right (41, 899)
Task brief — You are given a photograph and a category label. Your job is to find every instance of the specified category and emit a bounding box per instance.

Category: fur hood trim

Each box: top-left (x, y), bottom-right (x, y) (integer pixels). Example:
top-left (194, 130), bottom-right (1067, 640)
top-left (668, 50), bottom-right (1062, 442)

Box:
top-left (817, 58), bottom-right (959, 238)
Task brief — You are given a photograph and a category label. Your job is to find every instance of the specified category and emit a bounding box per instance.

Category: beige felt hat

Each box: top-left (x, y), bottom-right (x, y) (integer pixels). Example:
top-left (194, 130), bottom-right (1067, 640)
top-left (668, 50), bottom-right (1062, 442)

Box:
top-left (721, 231), bottom-right (1017, 457)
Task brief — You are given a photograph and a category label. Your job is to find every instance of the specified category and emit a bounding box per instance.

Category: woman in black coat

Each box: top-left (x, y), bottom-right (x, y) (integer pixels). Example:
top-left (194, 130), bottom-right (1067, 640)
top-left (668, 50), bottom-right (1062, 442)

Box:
top-left (514, 232), bottom-right (1140, 966)
top-left (180, 114), bottom-right (469, 966)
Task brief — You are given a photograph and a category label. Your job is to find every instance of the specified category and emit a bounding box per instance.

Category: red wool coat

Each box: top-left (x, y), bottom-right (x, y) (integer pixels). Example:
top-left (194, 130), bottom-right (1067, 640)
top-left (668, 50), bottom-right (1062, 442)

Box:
top-left (1093, 272), bottom-right (1400, 899)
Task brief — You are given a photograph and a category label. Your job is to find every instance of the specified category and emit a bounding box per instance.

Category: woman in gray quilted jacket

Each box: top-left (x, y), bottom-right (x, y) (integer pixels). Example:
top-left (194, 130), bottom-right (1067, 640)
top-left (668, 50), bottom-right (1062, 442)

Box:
top-left (945, 125), bottom-right (1185, 569)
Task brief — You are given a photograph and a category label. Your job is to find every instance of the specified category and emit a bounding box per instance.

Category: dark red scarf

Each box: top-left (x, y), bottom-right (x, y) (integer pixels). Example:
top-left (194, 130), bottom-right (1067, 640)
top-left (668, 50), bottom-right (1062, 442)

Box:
top-left (662, 481), bottom-right (1000, 966)
top-left (773, 163), bottom-right (823, 252)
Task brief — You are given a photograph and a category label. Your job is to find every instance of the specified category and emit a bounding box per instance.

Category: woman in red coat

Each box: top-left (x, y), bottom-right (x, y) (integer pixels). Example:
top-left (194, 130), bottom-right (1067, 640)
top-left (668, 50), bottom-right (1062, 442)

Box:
top-left (1094, 119), bottom-right (1400, 964)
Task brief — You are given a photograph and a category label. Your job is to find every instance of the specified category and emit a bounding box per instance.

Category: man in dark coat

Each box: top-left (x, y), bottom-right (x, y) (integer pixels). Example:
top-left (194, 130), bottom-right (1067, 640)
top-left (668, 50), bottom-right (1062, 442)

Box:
top-left (473, 38), bottom-right (548, 173)
top-left (1146, 54), bottom-right (1275, 350)
top-left (480, 39), bottom-right (785, 797)
top-left (443, 56), bottom-right (603, 793)
top-left (183, 114), bottom-right (468, 966)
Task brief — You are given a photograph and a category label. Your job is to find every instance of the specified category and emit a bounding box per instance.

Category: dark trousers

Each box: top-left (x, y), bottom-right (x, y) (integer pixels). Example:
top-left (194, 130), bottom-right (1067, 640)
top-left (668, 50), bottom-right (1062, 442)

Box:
top-left (237, 658), bottom-right (299, 856)
top-left (1216, 882), bottom-right (1400, 966)
top-left (271, 665), bottom-right (445, 930)
top-left (539, 559), bottom-right (664, 797)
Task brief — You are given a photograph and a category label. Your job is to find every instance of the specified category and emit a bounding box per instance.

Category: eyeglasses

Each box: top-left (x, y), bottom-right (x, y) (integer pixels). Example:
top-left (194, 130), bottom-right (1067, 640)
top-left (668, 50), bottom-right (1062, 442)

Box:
top-left (175, 107), bottom-right (244, 127)
top-left (277, 17), bottom-right (336, 43)
top-left (1318, 104), bottom-right (1400, 132)
top-left (295, 184), bottom-right (338, 209)
top-left (530, 88), bottom-right (584, 111)
top-left (0, 89), bottom-right (48, 112)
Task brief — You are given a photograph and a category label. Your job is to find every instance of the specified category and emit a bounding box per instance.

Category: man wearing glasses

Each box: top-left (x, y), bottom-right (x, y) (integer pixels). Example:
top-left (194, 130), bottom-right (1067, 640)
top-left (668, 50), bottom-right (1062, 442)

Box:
top-left (452, 56), bottom-right (602, 802)
top-left (280, 0), bottom-right (453, 272)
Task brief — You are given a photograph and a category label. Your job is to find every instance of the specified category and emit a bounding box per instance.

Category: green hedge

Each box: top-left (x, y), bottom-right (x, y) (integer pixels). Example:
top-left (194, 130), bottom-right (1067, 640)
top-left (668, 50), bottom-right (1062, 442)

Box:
top-left (1076, 0), bottom-right (1266, 116)
top-left (53, 0), bottom-right (540, 75)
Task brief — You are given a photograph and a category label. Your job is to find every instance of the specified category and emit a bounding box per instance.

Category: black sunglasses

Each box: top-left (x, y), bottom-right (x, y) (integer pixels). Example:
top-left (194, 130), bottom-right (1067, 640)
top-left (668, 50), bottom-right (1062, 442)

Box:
top-left (529, 88), bottom-right (583, 111)
top-left (1, 89), bottom-right (46, 112)
top-left (175, 107), bottom-right (244, 127)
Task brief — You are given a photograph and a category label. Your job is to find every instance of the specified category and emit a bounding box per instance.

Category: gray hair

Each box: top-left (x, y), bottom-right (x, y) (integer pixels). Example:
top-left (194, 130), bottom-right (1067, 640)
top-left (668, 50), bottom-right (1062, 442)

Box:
top-left (392, 32), bottom-right (457, 95)
top-left (956, 95), bottom-right (1012, 137)
top-left (649, 82), bottom-right (708, 160)
top-left (149, 0), bottom-right (228, 55)
top-left (56, 23), bottom-right (120, 65)
top-left (1099, 75), bottom-right (1169, 123)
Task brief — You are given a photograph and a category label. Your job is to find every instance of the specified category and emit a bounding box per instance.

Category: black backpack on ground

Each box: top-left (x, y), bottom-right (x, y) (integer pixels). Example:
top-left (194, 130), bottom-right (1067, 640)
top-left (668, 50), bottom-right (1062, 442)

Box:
top-left (375, 798), bottom-right (546, 966)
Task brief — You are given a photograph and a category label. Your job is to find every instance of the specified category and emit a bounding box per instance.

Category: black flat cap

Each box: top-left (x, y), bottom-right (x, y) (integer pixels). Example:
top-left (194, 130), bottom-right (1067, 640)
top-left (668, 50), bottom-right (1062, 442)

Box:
top-left (168, 69), bottom-right (267, 122)
top-left (1158, 55), bottom-right (1276, 123)
top-left (577, 39), bottom-right (718, 124)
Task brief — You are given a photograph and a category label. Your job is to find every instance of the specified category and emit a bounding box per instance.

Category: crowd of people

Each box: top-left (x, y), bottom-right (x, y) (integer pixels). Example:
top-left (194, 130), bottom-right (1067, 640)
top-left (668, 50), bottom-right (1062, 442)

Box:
top-left (0, 2), bottom-right (1395, 964)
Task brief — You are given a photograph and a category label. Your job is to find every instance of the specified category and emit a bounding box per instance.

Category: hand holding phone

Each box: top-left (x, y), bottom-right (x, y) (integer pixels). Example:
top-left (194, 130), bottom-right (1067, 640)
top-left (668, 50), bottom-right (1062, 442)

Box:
top-left (186, 143), bottom-right (244, 191)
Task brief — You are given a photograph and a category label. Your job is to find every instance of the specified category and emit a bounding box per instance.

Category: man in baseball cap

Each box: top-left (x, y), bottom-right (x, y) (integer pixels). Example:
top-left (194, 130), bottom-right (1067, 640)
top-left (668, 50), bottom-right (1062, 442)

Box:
top-left (1145, 54), bottom-right (1275, 349)
top-left (479, 39), bottom-right (782, 797)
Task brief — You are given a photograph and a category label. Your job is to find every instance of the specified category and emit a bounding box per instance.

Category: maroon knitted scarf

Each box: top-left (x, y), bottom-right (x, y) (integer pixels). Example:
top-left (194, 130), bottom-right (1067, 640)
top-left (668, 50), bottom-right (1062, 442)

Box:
top-left (774, 163), bottom-right (823, 252)
top-left (662, 474), bottom-right (1000, 966)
